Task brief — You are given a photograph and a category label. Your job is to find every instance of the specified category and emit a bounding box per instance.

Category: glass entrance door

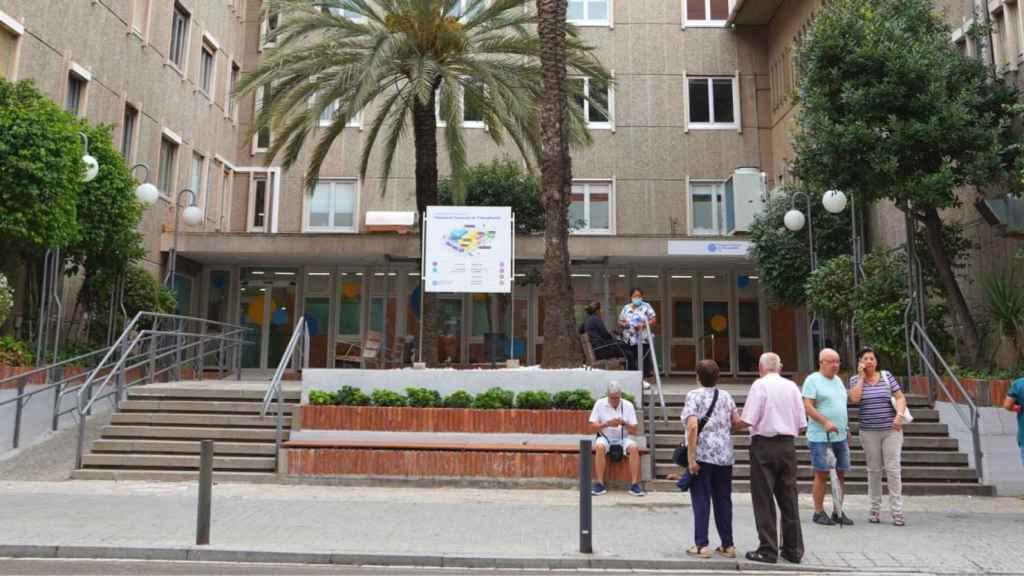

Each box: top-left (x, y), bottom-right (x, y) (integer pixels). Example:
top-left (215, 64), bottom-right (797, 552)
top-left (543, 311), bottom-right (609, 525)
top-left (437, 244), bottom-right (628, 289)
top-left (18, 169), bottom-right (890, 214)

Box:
top-left (669, 273), bottom-right (697, 373)
top-left (700, 273), bottom-right (731, 373)
top-left (238, 268), bottom-right (297, 369)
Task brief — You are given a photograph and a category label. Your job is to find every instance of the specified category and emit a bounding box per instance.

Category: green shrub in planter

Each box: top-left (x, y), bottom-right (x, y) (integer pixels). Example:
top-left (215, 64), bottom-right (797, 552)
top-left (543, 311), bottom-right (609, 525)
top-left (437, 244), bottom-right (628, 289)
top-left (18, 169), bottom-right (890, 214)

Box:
top-left (371, 389), bottom-right (407, 407)
top-left (471, 387), bottom-right (515, 410)
top-left (514, 390), bottom-right (553, 410)
top-left (335, 385), bottom-right (371, 406)
top-left (553, 389), bottom-right (595, 411)
top-left (308, 390), bottom-right (337, 406)
top-left (0, 336), bottom-right (34, 367)
top-left (443, 390), bottom-right (474, 408)
top-left (405, 387), bottom-right (442, 408)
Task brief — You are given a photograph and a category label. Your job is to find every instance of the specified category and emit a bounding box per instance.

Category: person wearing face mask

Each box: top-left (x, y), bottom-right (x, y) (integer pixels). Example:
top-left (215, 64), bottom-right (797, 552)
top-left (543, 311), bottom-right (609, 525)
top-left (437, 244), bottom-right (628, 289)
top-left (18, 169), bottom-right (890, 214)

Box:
top-left (618, 288), bottom-right (657, 383)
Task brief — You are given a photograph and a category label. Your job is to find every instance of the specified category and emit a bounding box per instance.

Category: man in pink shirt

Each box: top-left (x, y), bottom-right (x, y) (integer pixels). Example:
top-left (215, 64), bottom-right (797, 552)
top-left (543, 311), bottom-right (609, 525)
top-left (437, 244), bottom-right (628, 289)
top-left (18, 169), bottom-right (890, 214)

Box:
top-left (740, 352), bottom-right (807, 565)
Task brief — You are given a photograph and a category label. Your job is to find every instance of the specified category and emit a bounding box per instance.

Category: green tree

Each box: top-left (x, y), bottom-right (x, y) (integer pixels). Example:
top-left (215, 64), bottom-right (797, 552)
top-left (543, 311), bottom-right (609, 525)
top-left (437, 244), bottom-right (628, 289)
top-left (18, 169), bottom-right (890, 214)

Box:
top-left (749, 185), bottom-right (852, 305)
top-left (0, 79), bottom-right (83, 256)
top-left (237, 0), bottom-right (607, 364)
top-left (439, 159), bottom-right (544, 233)
top-left (792, 0), bottom-right (1020, 363)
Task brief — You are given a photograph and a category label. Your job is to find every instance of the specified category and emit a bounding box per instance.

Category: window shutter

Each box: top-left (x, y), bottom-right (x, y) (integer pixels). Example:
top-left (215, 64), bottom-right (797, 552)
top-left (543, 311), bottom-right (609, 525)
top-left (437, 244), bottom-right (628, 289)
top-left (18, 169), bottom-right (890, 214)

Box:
top-left (733, 70), bottom-right (742, 134)
top-left (682, 69), bottom-right (689, 133)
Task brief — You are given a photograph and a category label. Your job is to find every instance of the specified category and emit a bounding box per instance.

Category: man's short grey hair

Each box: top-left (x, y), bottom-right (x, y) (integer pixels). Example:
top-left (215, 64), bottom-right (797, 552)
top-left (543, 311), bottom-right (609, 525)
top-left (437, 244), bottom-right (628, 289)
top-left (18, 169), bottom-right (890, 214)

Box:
top-left (759, 352), bottom-right (782, 373)
top-left (819, 348), bottom-right (840, 362)
top-left (607, 382), bottom-right (622, 395)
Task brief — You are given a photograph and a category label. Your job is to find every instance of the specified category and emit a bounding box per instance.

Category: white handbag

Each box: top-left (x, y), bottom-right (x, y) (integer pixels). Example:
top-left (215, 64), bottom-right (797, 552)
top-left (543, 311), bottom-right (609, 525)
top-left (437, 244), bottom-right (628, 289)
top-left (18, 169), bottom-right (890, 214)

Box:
top-left (884, 371), bottom-right (914, 423)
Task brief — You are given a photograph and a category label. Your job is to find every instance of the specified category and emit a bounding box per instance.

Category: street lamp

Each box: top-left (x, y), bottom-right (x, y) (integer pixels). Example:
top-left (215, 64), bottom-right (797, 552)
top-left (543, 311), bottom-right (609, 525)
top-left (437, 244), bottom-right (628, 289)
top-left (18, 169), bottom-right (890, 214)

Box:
top-left (164, 188), bottom-right (204, 290)
top-left (130, 163), bottom-right (160, 206)
top-left (80, 132), bottom-right (99, 183)
top-left (822, 189), bottom-right (848, 214)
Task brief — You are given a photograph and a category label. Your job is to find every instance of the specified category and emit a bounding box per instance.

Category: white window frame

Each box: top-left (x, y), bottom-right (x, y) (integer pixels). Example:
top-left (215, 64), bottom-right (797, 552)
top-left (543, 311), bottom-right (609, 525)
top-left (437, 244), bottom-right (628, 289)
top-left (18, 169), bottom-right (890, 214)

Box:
top-left (567, 0), bottom-right (613, 27)
top-left (688, 178), bottom-right (726, 236)
top-left (65, 64), bottom-right (90, 117)
top-left (315, 93), bottom-right (362, 128)
top-left (129, 0), bottom-right (152, 39)
top-left (451, 0), bottom-right (491, 20)
top-left (252, 86), bottom-right (271, 153)
top-left (168, 2), bottom-right (190, 73)
top-left (158, 129), bottom-right (182, 200)
top-left (323, 5), bottom-right (367, 22)
top-left (434, 84), bottom-right (487, 128)
top-left (199, 40), bottom-right (217, 98)
top-left (190, 151), bottom-right (206, 210)
top-left (227, 60), bottom-right (240, 122)
top-left (248, 174), bottom-right (271, 232)
top-left (120, 102), bottom-right (139, 161)
top-left (304, 178), bottom-right (360, 233)
top-left (569, 179), bottom-right (615, 235)
top-left (0, 9), bottom-right (23, 81)
top-left (259, 12), bottom-right (279, 50)
top-left (682, 0), bottom-right (733, 28)
top-left (686, 76), bottom-right (738, 130)
top-left (573, 76), bottom-right (613, 130)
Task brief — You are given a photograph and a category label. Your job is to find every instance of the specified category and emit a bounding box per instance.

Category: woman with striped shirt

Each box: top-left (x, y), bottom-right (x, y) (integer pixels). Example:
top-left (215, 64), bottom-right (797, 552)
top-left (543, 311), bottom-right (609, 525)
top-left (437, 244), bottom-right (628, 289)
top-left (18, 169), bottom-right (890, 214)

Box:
top-left (849, 347), bottom-right (909, 526)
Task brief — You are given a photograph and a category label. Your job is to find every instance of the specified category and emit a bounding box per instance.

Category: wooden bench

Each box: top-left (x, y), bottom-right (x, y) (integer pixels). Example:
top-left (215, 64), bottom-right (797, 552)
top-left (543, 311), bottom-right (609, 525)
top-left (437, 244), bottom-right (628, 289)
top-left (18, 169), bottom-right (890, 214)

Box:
top-left (281, 436), bottom-right (649, 481)
top-left (579, 333), bottom-right (626, 371)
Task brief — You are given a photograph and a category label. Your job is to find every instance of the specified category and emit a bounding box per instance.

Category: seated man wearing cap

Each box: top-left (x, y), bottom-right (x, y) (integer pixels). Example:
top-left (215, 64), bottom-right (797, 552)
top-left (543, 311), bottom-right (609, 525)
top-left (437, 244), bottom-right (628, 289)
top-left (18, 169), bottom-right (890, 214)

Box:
top-left (589, 383), bottom-right (644, 497)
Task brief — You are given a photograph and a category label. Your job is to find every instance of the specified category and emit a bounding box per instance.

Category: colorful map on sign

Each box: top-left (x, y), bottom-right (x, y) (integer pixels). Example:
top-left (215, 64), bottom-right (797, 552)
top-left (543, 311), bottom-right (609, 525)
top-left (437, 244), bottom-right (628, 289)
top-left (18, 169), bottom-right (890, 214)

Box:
top-left (445, 226), bottom-right (495, 255)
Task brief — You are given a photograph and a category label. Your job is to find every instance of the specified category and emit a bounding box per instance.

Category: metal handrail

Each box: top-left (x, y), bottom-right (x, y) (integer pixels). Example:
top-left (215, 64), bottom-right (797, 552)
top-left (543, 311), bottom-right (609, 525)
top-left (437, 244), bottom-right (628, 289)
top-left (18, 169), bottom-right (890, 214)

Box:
top-left (73, 312), bottom-right (251, 468)
top-left (261, 317), bottom-right (309, 471)
top-left (908, 321), bottom-right (983, 478)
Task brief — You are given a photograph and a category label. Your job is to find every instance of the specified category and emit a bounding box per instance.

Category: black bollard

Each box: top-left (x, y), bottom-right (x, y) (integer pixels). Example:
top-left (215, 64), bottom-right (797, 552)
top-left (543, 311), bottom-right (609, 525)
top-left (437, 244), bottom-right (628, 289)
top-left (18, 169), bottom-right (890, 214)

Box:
top-left (196, 439), bottom-right (213, 545)
top-left (579, 438), bottom-right (593, 554)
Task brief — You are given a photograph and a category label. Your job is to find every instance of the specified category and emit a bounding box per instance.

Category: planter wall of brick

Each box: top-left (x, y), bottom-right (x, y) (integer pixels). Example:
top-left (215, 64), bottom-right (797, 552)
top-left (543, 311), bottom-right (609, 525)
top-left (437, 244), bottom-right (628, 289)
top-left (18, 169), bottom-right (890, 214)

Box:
top-left (909, 376), bottom-right (1013, 406)
top-left (299, 405), bottom-right (593, 434)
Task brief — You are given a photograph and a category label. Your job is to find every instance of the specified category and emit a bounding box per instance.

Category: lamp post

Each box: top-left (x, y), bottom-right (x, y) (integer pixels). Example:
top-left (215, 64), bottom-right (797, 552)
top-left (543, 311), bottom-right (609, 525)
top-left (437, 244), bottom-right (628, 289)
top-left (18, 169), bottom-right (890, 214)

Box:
top-left (164, 188), bottom-right (204, 291)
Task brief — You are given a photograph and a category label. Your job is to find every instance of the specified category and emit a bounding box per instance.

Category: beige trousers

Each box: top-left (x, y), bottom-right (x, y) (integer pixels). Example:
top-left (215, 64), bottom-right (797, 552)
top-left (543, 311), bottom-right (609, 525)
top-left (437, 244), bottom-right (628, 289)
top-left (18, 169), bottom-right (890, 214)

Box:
top-left (860, 430), bottom-right (903, 515)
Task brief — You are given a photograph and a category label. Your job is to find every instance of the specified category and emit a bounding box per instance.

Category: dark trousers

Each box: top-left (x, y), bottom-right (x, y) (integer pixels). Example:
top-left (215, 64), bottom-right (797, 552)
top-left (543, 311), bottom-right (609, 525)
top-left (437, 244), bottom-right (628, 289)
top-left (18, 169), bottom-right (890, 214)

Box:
top-left (593, 341), bottom-right (627, 361)
top-left (690, 462), bottom-right (734, 548)
top-left (749, 435), bottom-right (803, 561)
top-left (625, 342), bottom-right (654, 377)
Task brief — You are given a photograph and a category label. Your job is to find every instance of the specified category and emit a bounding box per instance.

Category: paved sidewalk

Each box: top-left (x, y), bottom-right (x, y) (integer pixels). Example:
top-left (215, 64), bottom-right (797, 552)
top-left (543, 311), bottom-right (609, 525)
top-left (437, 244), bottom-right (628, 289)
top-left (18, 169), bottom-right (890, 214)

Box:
top-left (0, 481), bottom-right (1022, 574)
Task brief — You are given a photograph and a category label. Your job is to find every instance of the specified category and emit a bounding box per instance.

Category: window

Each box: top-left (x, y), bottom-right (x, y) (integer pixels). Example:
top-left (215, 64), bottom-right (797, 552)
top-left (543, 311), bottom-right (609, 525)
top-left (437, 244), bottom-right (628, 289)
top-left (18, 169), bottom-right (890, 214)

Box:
top-left (689, 180), bottom-right (726, 235)
top-left (254, 86), bottom-right (271, 150)
top-left (228, 62), bottom-right (240, 120)
top-left (322, 5), bottom-right (365, 21)
top-left (65, 72), bottom-right (86, 116)
top-left (307, 180), bottom-right (357, 232)
top-left (190, 152), bottom-right (204, 207)
top-left (567, 0), bottom-right (609, 25)
top-left (131, 0), bottom-right (151, 35)
top-left (121, 104), bottom-right (138, 159)
top-left (169, 3), bottom-right (189, 69)
top-left (260, 13), bottom-right (279, 49)
top-left (317, 96), bottom-right (360, 127)
top-left (450, 0), bottom-right (488, 19)
top-left (250, 177), bottom-right (268, 230)
top-left (199, 43), bottom-right (215, 96)
top-left (461, 80), bottom-right (485, 127)
top-left (572, 77), bottom-right (612, 128)
top-left (434, 83), bottom-right (484, 127)
top-left (206, 159), bottom-right (217, 218)
top-left (0, 10), bottom-right (22, 80)
top-left (684, 0), bottom-right (730, 26)
top-left (688, 76), bottom-right (736, 129)
top-left (158, 137), bottom-right (179, 198)
top-left (569, 181), bottom-right (612, 234)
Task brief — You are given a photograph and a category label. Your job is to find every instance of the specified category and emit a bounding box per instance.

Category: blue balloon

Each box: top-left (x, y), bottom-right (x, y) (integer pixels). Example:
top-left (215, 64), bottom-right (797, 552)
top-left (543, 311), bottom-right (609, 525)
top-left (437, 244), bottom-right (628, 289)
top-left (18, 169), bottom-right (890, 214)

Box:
top-left (737, 275), bottom-right (750, 288)
top-left (409, 286), bottom-right (421, 317)
top-left (272, 308), bottom-right (288, 325)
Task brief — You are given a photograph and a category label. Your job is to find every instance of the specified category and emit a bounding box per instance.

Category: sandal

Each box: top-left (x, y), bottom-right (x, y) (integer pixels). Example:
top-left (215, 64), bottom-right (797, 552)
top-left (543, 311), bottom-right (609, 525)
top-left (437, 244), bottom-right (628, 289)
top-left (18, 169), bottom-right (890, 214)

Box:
top-left (869, 511), bottom-right (880, 524)
top-left (893, 513), bottom-right (905, 527)
top-left (716, 546), bottom-right (736, 558)
top-left (686, 545), bottom-right (712, 558)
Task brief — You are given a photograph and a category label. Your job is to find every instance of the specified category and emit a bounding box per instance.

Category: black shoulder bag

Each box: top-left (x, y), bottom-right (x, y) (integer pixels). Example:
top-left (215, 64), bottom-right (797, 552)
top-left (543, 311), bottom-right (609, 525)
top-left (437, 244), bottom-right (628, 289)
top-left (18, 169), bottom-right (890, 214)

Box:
top-left (673, 388), bottom-right (719, 467)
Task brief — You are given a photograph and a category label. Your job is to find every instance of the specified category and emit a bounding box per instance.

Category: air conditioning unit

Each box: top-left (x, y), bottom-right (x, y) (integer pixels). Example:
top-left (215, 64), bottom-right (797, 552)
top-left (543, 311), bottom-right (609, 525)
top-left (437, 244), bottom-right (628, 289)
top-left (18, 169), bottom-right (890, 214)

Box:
top-left (724, 167), bottom-right (766, 235)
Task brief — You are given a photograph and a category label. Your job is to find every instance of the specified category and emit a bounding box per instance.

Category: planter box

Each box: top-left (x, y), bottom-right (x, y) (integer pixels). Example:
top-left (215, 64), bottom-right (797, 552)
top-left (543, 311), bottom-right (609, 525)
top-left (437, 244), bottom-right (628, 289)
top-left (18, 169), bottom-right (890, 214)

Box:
top-left (909, 375), bottom-right (1013, 407)
top-left (0, 366), bottom-right (93, 390)
top-left (299, 405), bottom-right (592, 434)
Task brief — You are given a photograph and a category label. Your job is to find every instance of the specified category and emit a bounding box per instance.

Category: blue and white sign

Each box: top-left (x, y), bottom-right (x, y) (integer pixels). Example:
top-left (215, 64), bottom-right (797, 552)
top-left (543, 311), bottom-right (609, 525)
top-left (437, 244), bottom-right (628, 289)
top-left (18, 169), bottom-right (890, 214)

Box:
top-left (666, 240), bottom-right (751, 257)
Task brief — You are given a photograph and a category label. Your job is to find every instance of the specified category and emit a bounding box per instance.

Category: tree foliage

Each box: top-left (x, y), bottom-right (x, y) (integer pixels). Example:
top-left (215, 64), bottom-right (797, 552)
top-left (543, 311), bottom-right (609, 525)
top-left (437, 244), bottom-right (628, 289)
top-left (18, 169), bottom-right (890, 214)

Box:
top-left (748, 185), bottom-right (852, 305)
top-left (0, 79), bottom-right (83, 254)
top-left (439, 159), bottom-right (544, 233)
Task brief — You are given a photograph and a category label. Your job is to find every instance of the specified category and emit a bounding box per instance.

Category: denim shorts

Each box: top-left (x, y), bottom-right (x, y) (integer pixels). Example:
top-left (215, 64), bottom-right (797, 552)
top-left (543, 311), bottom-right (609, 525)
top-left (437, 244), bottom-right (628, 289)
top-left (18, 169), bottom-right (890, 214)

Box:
top-left (809, 440), bottom-right (851, 471)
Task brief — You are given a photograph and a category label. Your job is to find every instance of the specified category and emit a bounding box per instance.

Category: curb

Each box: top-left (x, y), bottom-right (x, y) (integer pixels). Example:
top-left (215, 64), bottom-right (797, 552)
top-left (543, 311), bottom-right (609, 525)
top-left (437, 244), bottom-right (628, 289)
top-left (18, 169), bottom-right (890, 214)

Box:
top-left (0, 544), bottom-right (845, 572)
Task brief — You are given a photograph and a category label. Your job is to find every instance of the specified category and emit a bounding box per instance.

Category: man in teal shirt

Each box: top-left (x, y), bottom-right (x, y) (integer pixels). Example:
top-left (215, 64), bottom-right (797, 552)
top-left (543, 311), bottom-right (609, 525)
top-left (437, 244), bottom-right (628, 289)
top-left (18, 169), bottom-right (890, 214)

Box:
top-left (1005, 377), bottom-right (1024, 465)
top-left (802, 348), bottom-right (852, 526)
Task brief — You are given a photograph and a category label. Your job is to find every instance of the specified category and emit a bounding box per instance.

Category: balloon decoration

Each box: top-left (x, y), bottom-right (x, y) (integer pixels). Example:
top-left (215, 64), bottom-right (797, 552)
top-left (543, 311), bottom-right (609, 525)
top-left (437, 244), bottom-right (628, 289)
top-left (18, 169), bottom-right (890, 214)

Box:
top-left (408, 286), bottom-right (421, 317)
top-left (340, 281), bottom-right (361, 300)
top-left (710, 314), bottom-right (728, 334)
top-left (271, 306), bottom-right (288, 326)
top-left (247, 298), bottom-right (265, 325)
top-left (737, 274), bottom-right (750, 289)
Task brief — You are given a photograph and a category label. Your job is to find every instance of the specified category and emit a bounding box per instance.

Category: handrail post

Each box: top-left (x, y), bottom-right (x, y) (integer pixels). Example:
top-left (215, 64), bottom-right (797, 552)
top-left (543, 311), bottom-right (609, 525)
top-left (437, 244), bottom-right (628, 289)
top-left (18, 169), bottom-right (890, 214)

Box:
top-left (12, 375), bottom-right (26, 449)
top-left (115, 337), bottom-right (128, 405)
top-left (196, 439), bottom-right (213, 545)
top-left (51, 378), bottom-right (63, 432)
top-left (275, 379), bottom-right (284, 470)
top-left (971, 409), bottom-right (984, 480)
top-left (646, 381), bottom-right (656, 481)
top-left (174, 319), bottom-right (183, 382)
top-left (75, 394), bottom-right (87, 469)
top-left (218, 337), bottom-right (226, 379)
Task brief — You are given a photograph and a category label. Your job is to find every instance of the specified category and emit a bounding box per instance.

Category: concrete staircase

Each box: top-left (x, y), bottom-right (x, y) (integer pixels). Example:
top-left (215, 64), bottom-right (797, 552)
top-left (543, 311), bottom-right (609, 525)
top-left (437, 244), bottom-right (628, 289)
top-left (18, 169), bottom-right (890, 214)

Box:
top-left (647, 390), bottom-right (993, 495)
top-left (71, 381), bottom-right (301, 482)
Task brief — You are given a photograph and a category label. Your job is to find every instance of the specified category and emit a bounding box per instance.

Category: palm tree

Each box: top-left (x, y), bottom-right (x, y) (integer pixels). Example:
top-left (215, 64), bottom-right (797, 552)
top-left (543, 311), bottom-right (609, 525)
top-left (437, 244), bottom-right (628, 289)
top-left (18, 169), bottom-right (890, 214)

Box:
top-left (237, 0), bottom-right (606, 365)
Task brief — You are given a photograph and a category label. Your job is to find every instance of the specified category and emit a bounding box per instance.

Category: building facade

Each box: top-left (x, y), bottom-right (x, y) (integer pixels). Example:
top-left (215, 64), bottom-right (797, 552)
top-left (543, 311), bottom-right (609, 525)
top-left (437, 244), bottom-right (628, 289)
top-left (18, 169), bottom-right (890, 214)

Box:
top-left (1, 0), bottom-right (819, 373)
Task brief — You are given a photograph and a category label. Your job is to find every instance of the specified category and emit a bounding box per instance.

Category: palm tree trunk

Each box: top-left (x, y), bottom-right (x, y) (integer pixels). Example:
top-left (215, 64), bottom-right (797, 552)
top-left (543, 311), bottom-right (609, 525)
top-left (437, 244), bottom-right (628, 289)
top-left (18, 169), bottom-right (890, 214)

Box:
top-left (921, 207), bottom-right (981, 364)
top-left (537, 0), bottom-right (581, 368)
top-left (412, 95), bottom-right (441, 365)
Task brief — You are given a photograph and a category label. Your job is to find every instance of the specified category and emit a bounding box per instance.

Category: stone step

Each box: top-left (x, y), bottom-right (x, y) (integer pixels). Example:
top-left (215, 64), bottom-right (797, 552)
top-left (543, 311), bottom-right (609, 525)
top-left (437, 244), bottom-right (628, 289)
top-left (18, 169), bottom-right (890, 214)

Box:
top-left (119, 400), bottom-right (297, 415)
top-left (127, 383), bottom-right (300, 402)
top-left (69, 469), bottom-right (280, 483)
top-left (653, 449), bottom-right (969, 466)
top-left (649, 408), bottom-right (941, 423)
top-left (653, 463), bottom-right (979, 481)
top-left (651, 393), bottom-right (932, 408)
top-left (653, 434), bottom-right (962, 451)
top-left (109, 413), bottom-right (292, 429)
top-left (91, 439), bottom-right (277, 456)
top-left (100, 425), bottom-right (284, 442)
top-left (645, 480), bottom-right (995, 496)
top-left (82, 453), bottom-right (276, 471)
top-left (650, 421), bottom-right (947, 435)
